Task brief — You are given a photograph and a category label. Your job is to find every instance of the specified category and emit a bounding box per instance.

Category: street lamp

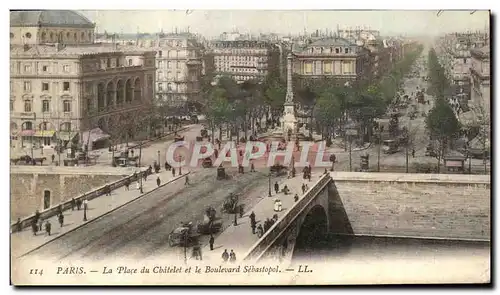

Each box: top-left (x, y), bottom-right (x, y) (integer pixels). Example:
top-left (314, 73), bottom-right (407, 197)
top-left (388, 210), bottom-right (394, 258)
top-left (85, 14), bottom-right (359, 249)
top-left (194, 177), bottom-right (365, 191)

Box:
top-left (157, 150), bottom-right (160, 165)
top-left (268, 170), bottom-right (272, 197)
top-left (345, 124), bottom-right (358, 172)
top-left (83, 201), bottom-right (88, 222)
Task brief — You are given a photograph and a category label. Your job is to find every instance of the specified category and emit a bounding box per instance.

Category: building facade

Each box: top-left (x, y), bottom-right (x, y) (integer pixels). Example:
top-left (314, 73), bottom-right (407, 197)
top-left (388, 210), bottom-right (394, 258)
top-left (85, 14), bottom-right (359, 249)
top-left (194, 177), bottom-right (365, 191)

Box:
top-left (469, 46), bottom-right (490, 118)
top-left (291, 37), bottom-right (371, 88)
top-left (137, 33), bottom-right (204, 108)
top-left (10, 10), bottom-right (156, 152)
top-left (209, 40), bottom-right (280, 84)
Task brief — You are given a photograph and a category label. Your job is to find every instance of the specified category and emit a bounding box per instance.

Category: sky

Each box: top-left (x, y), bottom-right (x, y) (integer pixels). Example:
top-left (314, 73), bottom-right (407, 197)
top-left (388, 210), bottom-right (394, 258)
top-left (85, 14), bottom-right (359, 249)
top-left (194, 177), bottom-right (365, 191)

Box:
top-left (79, 10), bottom-right (490, 37)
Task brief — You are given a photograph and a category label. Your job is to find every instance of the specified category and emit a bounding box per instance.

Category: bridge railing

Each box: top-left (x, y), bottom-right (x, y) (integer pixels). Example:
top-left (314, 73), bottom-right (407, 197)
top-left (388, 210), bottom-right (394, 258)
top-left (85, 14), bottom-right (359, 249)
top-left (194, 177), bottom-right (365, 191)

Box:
top-left (10, 168), bottom-right (150, 232)
top-left (242, 173), bottom-right (332, 262)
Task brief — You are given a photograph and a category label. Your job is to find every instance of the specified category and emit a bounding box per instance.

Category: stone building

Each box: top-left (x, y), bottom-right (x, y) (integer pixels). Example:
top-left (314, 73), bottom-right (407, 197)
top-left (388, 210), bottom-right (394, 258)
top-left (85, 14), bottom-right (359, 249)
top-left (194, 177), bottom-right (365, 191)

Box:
top-left (137, 32), bottom-right (204, 108)
top-left (209, 40), bottom-right (280, 84)
top-left (10, 10), bottom-right (156, 152)
top-left (291, 37), bottom-right (372, 88)
top-left (469, 46), bottom-right (490, 118)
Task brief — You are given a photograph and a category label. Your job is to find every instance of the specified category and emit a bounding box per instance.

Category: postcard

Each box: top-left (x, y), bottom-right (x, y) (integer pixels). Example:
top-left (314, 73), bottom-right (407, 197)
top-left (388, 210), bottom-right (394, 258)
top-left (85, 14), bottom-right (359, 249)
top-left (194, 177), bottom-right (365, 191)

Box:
top-left (10, 9), bottom-right (491, 285)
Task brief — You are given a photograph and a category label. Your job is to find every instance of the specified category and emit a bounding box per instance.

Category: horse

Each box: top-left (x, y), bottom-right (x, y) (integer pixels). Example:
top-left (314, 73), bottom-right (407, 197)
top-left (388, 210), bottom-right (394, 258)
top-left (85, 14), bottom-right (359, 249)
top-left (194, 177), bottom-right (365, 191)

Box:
top-left (33, 157), bottom-right (47, 166)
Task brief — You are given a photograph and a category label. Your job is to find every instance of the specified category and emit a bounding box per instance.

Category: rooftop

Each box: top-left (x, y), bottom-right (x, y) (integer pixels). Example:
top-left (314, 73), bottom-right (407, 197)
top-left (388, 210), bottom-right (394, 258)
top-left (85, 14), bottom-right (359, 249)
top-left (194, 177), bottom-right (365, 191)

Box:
top-left (10, 44), bottom-right (154, 57)
top-left (10, 10), bottom-right (94, 28)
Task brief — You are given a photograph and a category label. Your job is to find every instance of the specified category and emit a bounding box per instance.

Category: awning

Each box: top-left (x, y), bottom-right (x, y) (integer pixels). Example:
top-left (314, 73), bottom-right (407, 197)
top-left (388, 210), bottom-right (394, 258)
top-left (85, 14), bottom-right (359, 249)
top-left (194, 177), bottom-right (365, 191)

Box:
top-left (58, 131), bottom-right (78, 141)
top-left (445, 161), bottom-right (464, 167)
top-left (18, 130), bottom-right (35, 136)
top-left (34, 130), bottom-right (56, 137)
top-left (82, 128), bottom-right (110, 144)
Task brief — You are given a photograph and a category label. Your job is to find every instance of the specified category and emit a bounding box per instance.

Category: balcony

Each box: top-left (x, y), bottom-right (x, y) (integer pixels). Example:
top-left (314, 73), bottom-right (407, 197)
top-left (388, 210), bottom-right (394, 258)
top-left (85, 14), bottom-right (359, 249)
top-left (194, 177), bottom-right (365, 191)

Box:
top-left (83, 65), bottom-right (144, 76)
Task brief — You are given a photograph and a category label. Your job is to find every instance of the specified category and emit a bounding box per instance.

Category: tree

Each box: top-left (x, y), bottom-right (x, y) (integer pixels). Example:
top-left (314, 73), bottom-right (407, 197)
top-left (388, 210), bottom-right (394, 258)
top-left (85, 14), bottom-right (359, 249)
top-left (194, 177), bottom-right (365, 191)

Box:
top-left (205, 87), bottom-right (230, 143)
top-left (466, 100), bottom-right (491, 174)
top-left (425, 97), bottom-right (461, 173)
top-left (264, 81), bottom-right (286, 121)
top-left (314, 88), bottom-right (342, 144)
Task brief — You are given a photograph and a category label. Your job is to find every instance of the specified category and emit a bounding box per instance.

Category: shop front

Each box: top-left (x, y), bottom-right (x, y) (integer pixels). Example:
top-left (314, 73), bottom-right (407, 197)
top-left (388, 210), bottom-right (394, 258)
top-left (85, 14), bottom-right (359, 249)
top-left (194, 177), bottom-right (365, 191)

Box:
top-left (34, 130), bottom-right (56, 148)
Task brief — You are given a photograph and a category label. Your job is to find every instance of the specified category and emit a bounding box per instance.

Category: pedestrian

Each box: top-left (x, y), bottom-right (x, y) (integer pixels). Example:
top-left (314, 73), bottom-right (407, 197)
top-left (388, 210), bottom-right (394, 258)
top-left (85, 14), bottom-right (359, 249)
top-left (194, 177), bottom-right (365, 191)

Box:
top-left (257, 224), bottom-right (264, 238)
top-left (172, 167), bottom-right (176, 177)
top-left (283, 185), bottom-right (289, 195)
top-left (31, 220), bottom-right (38, 236)
top-left (229, 250), bottom-right (236, 263)
top-left (58, 213), bottom-right (64, 227)
top-left (57, 204), bottom-right (63, 216)
top-left (249, 211), bottom-right (256, 223)
top-left (239, 205), bottom-right (244, 218)
top-left (76, 199), bottom-right (82, 210)
top-left (251, 220), bottom-right (256, 234)
top-left (164, 161), bottom-right (170, 171)
top-left (250, 162), bottom-right (255, 172)
top-left (222, 249), bottom-right (229, 262)
top-left (15, 218), bottom-right (22, 233)
top-left (136, 181), bottom-right (140, 190)
top-left (274, 181), bottom-right (279, 194)
top-left (156, 176), bottom-right (161, 187)
top-left (105, 185), bottom-right (111, 196)
top-left (51, 154), bottom-right (55, 163)
top-left (302, 183), bottom-right (306, 194)
top-left (209, 235), bottom-right (215, 251)
top-left (45, 220), bottom-right (51, 236)
top-left (294, 194), bottom-right (299, 202)
top-left (125, 179), bottom-right (130, 191)
top-left (185, 175), bottom-right (189, 185)
top-left (34, 210), bottom-right (40, 224)
top-left (305, 184), bottom-right (309, 191)
top-left (71, 198), bottom-right (76, 211)
top-left (143, 171), bottom-right (148, 181)
top-left (412, 148), bottom-right (415, 158)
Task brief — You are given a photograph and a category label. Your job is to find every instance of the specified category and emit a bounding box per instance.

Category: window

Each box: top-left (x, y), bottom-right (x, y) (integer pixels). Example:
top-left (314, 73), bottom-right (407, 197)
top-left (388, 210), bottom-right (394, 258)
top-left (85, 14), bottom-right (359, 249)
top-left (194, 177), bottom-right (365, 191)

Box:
top-left (323, 62), bottom-right (332, 74)
top-left (176, 61), bottom-right (180, 69)
top-left (128, 59), bottom-right (133, 66)
top-left (42, 65), bottom-right (48, 72)
top-left (464, 58), bottom-right (467, 64)
top-left (63, 65), bottom-right (70, 72)
top-left (158, 83), bottom-right (163, 91)
top-left (159, 50), bottom-right (162, 57)
top-left (50, 32), bottom-right (53, 40)
top-left (66, 32), bottom-right (70, 39)
top-left (335, 48), bottom-right (340, 54)
top-left (158, 61), bottom-right (163, 68)
top-left (23, 122), bottom-right (33, 130)
top-left (61, 122), bottom-right (71, 131)
top-left (24, 65), bottom-right (31, 73)
top-left (345, 48), bottom-right (349, 54)
top-left (23, 81), bottom-right (31, 92)
top-left (167, 61), bottom-right (171, 68)
top-left (304, 62), bottom-right (313, 74)
top-left (74, 33), bottom-right (77, 40)
top-left (42, 100), bottom-right (50, 112)
top-left (10, 100), bottom-right (13, 112)
top-left (63, 82), bottom-right (70, 91)
top-left (107, 59), bottom-right (111, 68)
top-left (81, 32), bottom-right (85, 40)
top-left (25, 32), bottom-right (31, 39)
top-left (42, 82), bottom-right (49, 91)
top-left (176, 71), bottom-right (181, 80)
top-left (63, 100), bottom-right (71, 112)
top-left (24, 100), bottom-right (32, 112)
top-left (40, 122), bottom-right (48, 130)
top-left (10, 32), bottom-right (14, 39)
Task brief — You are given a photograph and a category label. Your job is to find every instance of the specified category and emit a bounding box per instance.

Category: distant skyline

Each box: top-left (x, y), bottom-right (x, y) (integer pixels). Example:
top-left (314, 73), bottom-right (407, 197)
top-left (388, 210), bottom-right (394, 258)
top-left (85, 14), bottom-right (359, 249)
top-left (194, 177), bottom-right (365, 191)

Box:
top-left (79, 10), bottom-right (490, 37)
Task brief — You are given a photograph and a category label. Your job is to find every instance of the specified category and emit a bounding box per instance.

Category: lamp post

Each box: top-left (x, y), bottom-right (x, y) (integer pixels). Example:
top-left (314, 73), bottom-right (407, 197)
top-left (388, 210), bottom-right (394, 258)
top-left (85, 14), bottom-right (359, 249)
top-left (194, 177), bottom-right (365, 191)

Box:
top-left (83, 201), bottom-right (88, 222)
top-left (268, 170), bottom-right (272, 197)
top-left (345, 124), bottom-right (357, 172)
top-left (157, 150), bottom-right (160, 165)
top-left (138, 143), bottom-right (143, 194)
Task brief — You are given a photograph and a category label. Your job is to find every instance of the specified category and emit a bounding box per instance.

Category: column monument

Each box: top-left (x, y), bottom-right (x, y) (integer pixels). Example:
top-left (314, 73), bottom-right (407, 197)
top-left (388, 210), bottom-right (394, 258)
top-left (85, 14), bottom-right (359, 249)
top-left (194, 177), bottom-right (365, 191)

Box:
top-left (281, 53), bottom-right (298, 140)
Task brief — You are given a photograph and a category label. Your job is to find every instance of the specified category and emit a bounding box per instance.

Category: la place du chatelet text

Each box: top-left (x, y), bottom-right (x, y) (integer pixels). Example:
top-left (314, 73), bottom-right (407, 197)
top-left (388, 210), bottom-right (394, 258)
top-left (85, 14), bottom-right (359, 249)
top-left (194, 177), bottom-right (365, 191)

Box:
top-left (151, 265), bottom-right (281, 275)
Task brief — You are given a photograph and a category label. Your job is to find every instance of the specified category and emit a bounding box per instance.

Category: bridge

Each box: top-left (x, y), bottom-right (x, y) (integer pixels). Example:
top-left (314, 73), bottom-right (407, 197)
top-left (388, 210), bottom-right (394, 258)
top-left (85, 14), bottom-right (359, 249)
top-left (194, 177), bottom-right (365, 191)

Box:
top-left (237, 172), bottom-right (491, 265)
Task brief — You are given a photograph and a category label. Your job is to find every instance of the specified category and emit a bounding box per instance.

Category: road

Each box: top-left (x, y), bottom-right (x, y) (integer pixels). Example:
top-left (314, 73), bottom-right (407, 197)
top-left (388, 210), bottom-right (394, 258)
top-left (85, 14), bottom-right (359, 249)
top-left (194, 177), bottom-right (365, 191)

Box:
top-left (21, 166), bottom-right (273, 263)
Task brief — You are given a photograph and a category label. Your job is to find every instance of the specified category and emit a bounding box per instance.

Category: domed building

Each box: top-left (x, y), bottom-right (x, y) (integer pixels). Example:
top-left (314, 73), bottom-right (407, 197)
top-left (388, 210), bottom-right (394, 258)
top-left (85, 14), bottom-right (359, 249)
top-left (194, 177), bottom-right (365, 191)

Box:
top-left (10, 10), bottom-right (95, 45)
top-left (10, 10), bottom-right (156, 154)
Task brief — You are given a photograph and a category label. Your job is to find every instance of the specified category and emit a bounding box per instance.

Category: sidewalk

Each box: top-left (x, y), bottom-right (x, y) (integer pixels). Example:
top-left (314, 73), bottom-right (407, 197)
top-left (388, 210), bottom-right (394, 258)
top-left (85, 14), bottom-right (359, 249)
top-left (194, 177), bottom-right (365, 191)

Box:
top-left (11, 168), bottom-right (187, 258)
top-left (191, 170), bottom-right (324, 264)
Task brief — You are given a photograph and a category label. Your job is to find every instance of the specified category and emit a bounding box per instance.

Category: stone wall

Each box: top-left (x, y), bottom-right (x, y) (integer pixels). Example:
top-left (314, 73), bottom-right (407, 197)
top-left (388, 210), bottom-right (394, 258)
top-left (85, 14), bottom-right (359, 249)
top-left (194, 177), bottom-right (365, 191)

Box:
top-left (334, 180), bottom-right (490, 240)
top-left (11, 172), bottom-right (126, 221)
